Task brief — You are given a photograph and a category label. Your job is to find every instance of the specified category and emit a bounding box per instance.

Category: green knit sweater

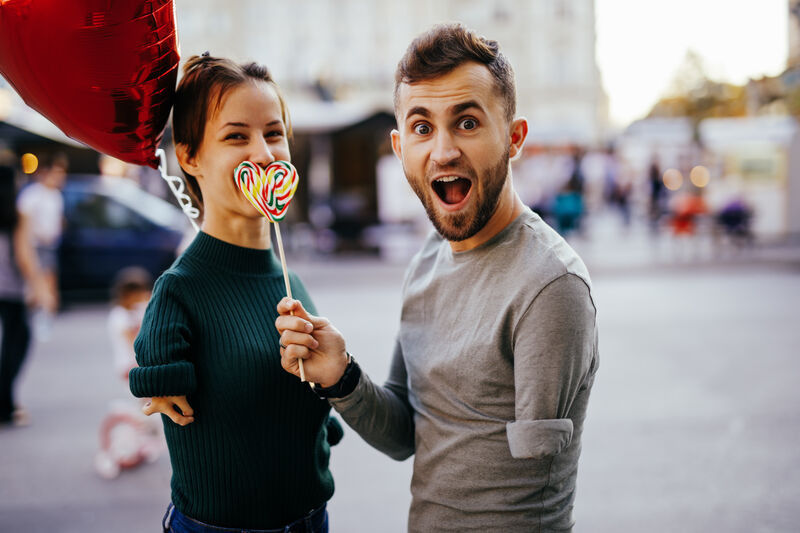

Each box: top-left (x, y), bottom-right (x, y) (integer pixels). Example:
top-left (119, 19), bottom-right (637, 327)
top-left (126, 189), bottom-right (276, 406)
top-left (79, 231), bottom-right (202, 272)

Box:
top-left (129, 232), bottom-right (337, 529)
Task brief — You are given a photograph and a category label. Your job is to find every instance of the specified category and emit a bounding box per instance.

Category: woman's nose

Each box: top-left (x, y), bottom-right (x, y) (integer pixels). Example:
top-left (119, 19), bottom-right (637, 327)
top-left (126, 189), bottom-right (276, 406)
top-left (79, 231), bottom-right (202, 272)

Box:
top-left (251, 137), bottom-right (276, 168)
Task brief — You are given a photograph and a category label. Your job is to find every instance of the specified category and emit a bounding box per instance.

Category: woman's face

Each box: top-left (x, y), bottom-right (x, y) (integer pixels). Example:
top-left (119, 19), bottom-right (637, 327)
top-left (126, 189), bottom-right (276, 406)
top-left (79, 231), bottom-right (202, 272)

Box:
top-left (185, 80), bottom-right (290, 219)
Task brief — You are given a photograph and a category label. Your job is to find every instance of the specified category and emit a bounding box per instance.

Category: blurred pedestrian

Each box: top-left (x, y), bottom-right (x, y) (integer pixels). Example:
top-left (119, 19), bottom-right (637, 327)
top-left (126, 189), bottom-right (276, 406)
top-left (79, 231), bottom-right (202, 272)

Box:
top-left (648, 155), bottom-right (665, 233)
top-left (715, 197), bottom-right (753, 246)
top-left (552, 148), bottom-right (586, 235)
top-left (16, 152), bottom-right (67, 336)
top-left (0, 163), bottom-right (56, 427)
top-left (669, 189), bottom-right (707, 237)
top-left (277, 24), bottom-right (598, 532)
top-left (604, 147), bottom-right (631, 227)
top-left (129, 54), bottom-right (339, 532)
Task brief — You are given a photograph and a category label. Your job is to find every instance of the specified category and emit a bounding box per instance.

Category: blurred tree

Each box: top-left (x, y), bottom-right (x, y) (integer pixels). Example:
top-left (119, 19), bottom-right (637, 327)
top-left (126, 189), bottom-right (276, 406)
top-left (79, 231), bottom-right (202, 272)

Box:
top-left (648, 50), bottom-right (747, 140)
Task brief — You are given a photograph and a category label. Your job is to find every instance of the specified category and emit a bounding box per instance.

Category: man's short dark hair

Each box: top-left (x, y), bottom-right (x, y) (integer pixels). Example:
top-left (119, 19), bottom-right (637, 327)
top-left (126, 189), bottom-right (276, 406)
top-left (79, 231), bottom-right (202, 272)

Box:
top-left (394, 23), bottom-right (516, 122)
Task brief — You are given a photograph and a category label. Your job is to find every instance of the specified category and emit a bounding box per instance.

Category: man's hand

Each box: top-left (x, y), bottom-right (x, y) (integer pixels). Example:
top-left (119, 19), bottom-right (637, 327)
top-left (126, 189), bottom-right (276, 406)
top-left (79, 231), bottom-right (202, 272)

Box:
top-left (275, 298), bottom-right (349, 388)
top-left (142, 396), bottom-right (195, 426)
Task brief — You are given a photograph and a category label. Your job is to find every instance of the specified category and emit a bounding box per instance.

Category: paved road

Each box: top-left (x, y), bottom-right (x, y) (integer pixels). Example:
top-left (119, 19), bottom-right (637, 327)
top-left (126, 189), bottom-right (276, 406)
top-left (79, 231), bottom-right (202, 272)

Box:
top-left (2, 222), bottom-right (799, 532)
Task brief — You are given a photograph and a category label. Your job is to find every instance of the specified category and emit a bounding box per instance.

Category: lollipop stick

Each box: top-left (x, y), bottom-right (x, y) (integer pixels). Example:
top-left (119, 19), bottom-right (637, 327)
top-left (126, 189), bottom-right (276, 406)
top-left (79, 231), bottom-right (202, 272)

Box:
top-left (274, 222), bottom-right (309, 384)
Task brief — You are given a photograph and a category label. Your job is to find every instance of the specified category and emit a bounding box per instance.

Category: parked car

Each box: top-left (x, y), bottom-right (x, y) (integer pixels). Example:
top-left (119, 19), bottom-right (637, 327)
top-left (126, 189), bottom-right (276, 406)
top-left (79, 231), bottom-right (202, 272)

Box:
top-left (59, 175), bottom-right (190, 300)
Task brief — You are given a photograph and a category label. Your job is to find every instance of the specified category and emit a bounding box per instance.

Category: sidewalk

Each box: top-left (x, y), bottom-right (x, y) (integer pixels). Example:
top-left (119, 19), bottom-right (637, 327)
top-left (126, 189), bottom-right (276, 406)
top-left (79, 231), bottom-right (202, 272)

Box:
top-left (559, 210), bottom-right (800, 274)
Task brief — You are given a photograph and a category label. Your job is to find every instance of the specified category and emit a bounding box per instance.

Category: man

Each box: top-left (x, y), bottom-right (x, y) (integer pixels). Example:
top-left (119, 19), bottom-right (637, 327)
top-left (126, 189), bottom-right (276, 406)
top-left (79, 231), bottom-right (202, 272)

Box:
top-left (277, 23), bottom-right (598, 532)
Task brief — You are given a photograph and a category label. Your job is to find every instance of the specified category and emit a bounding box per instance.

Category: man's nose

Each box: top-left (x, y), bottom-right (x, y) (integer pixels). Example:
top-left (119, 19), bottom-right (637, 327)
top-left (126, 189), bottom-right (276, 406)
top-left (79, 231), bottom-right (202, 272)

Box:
top-left (430, 131), bottom-right (461, 166)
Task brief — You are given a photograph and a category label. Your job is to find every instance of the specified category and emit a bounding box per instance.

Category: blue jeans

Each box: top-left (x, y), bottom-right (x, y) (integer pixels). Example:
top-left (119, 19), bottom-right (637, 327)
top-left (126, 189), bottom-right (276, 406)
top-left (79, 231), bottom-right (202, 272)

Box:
top-left (162, 503), bottom-right (328, 533)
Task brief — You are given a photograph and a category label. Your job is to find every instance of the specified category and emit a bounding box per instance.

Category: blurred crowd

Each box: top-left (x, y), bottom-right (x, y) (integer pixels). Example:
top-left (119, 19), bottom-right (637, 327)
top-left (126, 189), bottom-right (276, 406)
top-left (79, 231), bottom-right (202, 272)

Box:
top-left (511, 144), bottom-right (755, 247)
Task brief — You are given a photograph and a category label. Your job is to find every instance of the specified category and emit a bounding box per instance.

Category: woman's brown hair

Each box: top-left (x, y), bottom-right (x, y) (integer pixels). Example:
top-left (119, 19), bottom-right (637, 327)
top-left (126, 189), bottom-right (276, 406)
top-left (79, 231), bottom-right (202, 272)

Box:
top-left (172, 54), bottom-right (292, 218)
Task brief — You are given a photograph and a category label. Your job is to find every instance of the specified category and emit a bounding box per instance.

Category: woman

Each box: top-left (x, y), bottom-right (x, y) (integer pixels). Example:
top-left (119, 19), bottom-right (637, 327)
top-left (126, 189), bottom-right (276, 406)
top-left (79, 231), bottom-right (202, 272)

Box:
top-left (130, 55), bottom-right (340, 533)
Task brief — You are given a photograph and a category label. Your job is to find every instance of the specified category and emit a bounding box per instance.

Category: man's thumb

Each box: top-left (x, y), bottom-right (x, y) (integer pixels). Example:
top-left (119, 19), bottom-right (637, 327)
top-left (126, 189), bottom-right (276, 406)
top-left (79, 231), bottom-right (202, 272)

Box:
top-left (310, 315), bottom-right (331, 329)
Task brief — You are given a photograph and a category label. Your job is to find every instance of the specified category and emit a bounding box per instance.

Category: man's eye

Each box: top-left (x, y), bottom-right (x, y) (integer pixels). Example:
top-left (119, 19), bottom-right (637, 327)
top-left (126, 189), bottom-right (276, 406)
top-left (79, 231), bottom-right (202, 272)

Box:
top-left (459, 118), bottom-right (477, 130)
top-left (414, 123), bottom-right (431, 135)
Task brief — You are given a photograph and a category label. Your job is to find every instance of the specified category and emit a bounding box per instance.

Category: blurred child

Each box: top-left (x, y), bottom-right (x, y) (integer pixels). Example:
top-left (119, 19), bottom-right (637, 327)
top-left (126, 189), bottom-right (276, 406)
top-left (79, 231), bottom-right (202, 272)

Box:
top-left (107, 267), bottom-right (152, 380)
top-left (95, 267), bottom-right (160, 479)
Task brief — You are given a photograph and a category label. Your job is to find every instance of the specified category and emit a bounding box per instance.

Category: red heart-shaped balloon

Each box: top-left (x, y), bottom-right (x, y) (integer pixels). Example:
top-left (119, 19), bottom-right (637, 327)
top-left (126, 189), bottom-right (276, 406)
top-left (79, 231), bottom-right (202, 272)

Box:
top-left (0, 0), bottom-right (179, 169)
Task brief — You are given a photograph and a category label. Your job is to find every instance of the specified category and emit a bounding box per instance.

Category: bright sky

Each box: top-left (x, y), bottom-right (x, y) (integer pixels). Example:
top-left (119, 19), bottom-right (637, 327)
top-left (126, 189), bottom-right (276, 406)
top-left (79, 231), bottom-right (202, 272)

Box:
top-left (596, 0), bottom-right (789, 127)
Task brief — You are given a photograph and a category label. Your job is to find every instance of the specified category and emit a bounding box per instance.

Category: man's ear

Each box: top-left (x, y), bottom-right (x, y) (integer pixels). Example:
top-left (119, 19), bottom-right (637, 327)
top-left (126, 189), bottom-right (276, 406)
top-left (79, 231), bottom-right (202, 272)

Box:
top-left (175, 143), bottom-right (201, 178)
top-left (508, 117), bottom-right (529, 160)
top-left (390, 129), bottom-right (402, 161)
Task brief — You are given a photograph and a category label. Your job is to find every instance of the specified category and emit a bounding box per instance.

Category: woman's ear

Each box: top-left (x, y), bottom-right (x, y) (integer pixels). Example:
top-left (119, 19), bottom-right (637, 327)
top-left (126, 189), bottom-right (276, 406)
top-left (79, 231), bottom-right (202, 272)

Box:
top-left (508, 117), bottom-right (529, 161)
top-left (175, 143), bottom-right (201, 178)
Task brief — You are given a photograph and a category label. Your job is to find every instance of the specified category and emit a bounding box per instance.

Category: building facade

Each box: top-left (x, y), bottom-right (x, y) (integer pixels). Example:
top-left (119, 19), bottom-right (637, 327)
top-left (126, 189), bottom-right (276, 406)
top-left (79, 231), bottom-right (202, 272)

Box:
top-left (174, 0), bottom-right (608, 146)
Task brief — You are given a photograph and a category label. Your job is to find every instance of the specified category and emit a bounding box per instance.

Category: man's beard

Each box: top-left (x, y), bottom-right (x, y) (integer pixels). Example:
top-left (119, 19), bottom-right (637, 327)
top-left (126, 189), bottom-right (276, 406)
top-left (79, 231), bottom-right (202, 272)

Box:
top-left (406, 149), bottom-right (509, 242)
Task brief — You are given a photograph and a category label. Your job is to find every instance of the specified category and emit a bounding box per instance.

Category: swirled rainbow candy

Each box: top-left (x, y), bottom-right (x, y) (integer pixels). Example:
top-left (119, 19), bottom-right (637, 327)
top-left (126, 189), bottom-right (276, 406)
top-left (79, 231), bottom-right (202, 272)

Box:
top-left (263, 161), bottom-right (299, 222)
top-left (233, 160), bottom-right (270, 218)
top-left (233, 160), bottom-right (299, 222)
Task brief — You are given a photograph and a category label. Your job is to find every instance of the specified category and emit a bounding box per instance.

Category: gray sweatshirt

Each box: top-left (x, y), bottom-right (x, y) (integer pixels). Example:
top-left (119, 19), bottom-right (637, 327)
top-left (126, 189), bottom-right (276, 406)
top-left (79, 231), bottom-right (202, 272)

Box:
top-left (331, 209), bottom-right (599, 532)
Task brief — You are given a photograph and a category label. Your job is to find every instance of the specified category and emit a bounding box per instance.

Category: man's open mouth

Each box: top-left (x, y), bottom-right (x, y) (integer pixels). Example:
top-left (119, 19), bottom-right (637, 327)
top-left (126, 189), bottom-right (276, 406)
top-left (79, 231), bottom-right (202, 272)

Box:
top-left (432, 176), bottom-right (472, 206)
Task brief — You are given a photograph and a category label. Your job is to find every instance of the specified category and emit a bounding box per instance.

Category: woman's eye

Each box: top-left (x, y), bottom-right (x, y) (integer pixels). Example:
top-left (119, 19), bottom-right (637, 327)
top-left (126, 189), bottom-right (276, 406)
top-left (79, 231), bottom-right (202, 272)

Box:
top-left (459, 118), bottom-right (477, 130)
top-left (413, 123), bottom-right (431, 135)
top-left (225, 133), bottom-right (245, 141)
top-left (265, 131), bottom-right (284, 140)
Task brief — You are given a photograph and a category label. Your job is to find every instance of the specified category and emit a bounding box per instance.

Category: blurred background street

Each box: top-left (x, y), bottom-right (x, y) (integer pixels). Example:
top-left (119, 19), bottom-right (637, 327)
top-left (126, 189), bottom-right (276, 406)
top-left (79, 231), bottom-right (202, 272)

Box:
top-left (2, 0), bottom-right (800, 531)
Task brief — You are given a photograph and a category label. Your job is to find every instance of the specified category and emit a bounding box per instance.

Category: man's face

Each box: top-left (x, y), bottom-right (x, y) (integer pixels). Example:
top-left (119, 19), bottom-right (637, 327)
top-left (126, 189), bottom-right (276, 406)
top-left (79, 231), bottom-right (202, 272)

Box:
top-left (391, 62), bottom-right (512, 242)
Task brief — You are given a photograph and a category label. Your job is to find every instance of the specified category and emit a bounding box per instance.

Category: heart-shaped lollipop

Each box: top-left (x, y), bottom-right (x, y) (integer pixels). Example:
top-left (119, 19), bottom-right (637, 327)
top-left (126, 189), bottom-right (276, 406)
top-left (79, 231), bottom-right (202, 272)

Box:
top-left (232, 160), bottom-right (310, 385)
top-left (264, 161), bottom-right (299, 222)
top-left (234, 160), bottom-right (271, 218)
top-left (233, 160), bottom-right (299, 222)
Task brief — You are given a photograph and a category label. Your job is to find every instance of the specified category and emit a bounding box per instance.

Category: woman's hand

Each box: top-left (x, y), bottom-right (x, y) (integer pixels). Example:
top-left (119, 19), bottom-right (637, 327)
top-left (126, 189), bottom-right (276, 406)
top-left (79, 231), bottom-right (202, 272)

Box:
top-left (142, 396), bottom-right (195, 426)
top-left (275, 298), bottom-right (349, 388)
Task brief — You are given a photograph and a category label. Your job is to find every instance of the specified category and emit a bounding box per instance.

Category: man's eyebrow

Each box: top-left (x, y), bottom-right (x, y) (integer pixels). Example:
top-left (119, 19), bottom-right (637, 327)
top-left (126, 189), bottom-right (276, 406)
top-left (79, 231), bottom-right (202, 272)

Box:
top-left (451, 101), bottom-right (484, 115)
top-left (405, 106), bottom-right (430, 121)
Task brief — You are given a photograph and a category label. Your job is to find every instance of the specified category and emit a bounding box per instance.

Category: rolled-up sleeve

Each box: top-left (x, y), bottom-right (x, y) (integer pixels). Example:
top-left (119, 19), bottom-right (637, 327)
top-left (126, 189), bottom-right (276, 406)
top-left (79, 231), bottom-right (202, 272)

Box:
top-left (507, 418), bottom-right (573, 459)
top-left (129, 274), bottom-right (197, 398)
top-left (507, 273), bottom-right (597, 459)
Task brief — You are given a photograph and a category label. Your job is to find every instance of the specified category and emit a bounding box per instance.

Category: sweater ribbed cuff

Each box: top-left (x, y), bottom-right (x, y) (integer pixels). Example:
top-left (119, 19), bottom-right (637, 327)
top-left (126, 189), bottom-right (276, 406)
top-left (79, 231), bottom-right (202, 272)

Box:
top-left (129, 361), bottom-right (197, 398)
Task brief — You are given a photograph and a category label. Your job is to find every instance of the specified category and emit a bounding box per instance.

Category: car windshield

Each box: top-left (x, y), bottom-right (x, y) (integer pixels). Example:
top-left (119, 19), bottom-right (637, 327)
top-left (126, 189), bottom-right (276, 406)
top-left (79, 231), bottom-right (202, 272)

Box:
top-left (95, 177), bottom-right (188, 230)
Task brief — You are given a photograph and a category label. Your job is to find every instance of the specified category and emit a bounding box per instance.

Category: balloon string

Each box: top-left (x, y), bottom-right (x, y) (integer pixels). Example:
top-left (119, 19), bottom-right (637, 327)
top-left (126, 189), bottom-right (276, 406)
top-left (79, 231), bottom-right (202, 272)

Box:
top-left (156, 149), bottom-right (200, 233)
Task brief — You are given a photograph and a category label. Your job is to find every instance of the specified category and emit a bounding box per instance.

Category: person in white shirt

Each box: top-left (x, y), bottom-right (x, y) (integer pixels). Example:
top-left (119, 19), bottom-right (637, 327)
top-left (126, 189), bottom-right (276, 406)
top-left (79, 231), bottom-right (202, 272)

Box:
top-left (16, 153), bottom-right (67, 310)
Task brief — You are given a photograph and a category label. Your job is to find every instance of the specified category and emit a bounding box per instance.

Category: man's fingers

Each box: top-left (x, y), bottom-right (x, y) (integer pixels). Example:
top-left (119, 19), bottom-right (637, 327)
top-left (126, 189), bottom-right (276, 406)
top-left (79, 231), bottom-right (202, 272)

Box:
top-left (275, 314), bottom-right (314, 336)
top-left (280, 330), bottom-right (319, 351)
top-left (309, 315), bottom-right (331, 329)
top-left (277, 297), bottom-right (313, 320)
top-left (284, 343), bottom-right (311, 361)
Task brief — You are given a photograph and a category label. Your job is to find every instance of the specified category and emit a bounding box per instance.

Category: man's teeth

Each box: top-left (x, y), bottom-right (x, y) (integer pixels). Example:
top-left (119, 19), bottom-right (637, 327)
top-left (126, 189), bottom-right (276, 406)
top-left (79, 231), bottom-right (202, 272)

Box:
top-left (435, 176), bottom-right (460, 183)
